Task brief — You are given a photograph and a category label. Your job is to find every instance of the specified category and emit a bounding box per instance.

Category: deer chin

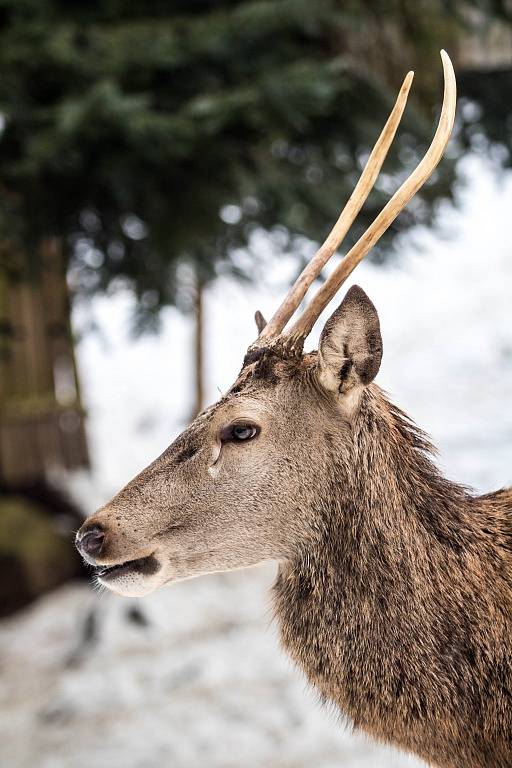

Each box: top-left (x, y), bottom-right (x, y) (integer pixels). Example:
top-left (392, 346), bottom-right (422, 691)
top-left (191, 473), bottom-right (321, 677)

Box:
top-left (95, 553), bottom-right (164, 597)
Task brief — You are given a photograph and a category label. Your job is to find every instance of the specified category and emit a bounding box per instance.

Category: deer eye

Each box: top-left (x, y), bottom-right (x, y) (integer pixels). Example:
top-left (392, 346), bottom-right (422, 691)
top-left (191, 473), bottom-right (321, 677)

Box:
top-left (221, 423), bottom-right (260, 443)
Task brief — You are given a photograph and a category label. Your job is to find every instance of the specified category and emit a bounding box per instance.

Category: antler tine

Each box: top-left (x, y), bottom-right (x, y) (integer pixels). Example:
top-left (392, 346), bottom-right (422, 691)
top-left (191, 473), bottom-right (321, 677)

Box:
top-left (257, 69), bottom-right (414, 343)
top-left (286, 50), bottom-right (457, 348)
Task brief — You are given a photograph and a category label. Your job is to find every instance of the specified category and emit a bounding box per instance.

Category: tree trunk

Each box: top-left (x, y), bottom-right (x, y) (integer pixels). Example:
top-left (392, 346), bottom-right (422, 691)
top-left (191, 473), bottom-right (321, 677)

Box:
top-left (0, 238), bottom-right (89, 485)
top-left (191, 276), bottom-right (205, 419)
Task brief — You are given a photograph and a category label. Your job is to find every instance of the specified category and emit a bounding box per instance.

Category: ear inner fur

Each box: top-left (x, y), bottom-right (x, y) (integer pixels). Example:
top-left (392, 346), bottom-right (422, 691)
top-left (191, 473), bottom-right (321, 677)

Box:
top-left (317, 285), bottom-right (383, 394)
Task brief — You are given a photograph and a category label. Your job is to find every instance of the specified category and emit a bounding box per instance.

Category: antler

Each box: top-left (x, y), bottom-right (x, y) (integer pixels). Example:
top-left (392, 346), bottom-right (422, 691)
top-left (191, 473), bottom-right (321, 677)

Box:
top-left (257, 50), bottom-right (456, 352)
top-left (257, 69), bottom-right (414, 343)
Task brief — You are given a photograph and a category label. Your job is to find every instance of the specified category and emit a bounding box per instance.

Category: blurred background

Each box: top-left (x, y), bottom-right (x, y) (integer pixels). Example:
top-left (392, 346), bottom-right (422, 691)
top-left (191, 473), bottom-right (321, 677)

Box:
top-left (1, 1), bottom-right (512, 766)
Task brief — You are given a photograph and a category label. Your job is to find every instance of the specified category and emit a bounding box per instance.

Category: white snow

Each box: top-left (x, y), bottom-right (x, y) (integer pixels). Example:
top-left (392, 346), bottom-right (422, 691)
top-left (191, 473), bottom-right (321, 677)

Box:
top-left (1, 156), bottom-right (511, 768)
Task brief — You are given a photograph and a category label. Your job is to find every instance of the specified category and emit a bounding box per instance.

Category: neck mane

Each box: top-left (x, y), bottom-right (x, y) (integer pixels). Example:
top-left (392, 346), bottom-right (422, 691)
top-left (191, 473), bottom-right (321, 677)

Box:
top-left (274, 387), bottom-right (512, 768)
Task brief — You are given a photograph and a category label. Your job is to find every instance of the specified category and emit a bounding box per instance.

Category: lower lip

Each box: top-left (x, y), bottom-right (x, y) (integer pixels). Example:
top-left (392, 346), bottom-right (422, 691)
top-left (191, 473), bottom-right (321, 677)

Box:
top-left (95, 554), bottom-right (160, 581)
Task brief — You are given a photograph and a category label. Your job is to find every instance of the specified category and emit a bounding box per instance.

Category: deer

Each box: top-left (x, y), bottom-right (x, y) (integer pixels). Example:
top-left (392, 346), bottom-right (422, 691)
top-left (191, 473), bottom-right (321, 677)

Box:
top-left (75, 51), bottom-right (512, 768)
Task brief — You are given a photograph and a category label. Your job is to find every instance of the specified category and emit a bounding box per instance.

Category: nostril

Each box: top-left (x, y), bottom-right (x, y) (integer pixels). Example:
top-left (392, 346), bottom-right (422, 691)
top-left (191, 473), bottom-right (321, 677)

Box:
top-left (76, 525), bottom-right (105, 560)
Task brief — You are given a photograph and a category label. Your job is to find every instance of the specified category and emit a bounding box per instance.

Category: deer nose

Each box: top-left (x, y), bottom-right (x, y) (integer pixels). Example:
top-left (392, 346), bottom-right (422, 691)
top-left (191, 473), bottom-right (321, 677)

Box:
top-left (76, 524), bottom-right (105, 563)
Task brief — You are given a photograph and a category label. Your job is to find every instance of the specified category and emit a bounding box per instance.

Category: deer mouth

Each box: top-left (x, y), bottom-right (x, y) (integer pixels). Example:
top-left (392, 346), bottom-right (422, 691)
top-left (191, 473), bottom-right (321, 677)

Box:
top-left (95, 553), bottom-right (161, 582)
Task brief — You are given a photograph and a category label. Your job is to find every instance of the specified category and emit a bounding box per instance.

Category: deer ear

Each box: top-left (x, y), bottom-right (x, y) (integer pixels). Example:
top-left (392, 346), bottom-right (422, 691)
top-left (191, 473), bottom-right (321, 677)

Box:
top-left (317, 285), bottom-right (382, 394)
top-left (254, 310), bottom-right (267, 334)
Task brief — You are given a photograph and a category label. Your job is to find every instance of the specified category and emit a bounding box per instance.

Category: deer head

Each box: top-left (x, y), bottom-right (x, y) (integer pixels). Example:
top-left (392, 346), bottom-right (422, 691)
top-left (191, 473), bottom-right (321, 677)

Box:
top-left (76, 52), bottom-right (456, 599)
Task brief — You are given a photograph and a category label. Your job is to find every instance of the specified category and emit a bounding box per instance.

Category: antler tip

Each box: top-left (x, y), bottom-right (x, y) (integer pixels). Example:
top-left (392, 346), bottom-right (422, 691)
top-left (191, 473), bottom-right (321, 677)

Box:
top-left (440, 49), bottom-right (453, 69)
top-left (401, 70), bottom-right (414, 94)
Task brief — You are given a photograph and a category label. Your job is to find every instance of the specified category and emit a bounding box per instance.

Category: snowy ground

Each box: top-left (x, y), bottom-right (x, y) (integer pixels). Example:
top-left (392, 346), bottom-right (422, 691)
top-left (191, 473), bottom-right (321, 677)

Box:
top-left (1, 157), bottom-right (511, 768)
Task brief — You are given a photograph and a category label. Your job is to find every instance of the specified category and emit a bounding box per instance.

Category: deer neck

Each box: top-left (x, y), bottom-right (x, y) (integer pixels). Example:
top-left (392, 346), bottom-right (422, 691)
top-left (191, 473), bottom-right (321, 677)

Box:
top-left (273, 387), bottom-right (512, 768)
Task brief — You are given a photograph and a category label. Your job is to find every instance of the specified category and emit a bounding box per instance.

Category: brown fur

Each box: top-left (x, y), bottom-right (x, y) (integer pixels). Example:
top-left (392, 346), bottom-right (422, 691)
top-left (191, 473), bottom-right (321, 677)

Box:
top-left (77, 286), bottom-right (512, 767)
top-left (275, 387), bottom-right (512, 767)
